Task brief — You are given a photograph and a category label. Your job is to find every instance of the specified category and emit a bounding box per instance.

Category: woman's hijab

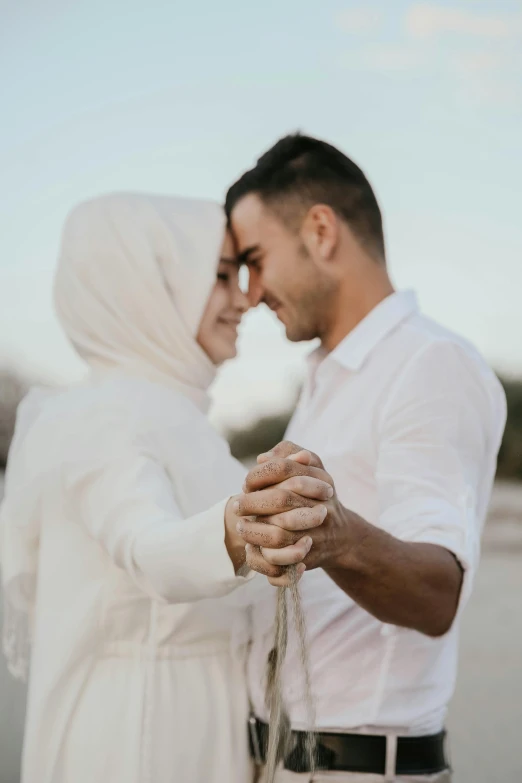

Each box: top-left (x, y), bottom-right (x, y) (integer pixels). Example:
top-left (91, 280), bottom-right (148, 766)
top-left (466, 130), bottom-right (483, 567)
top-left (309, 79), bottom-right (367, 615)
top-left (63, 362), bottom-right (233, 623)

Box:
top-left (55, 192), bottom-right (226, 404)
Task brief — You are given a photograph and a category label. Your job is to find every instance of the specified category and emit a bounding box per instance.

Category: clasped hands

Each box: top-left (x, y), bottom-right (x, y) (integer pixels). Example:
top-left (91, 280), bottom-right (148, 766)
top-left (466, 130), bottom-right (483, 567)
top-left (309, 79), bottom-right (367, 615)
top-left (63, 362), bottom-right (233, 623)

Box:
top-left (226, 441), bottom-right (346, 586)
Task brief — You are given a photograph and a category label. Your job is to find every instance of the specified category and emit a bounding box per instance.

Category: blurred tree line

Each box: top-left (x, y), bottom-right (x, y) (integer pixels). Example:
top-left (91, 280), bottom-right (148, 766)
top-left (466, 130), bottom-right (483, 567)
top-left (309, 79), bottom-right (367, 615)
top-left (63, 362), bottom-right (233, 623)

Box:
top-left (496, 379), bottom-right (522, 481)
top-left (1, 369), bottom-right (522, 479)
top-left (0, 370), bottom-right (27, 471)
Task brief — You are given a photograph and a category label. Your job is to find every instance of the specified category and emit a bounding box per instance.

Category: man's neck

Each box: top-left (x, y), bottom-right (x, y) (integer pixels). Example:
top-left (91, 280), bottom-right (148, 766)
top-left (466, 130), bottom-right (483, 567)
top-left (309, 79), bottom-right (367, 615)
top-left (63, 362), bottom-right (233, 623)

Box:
top-left (321, 272), bottom-right (395, 354)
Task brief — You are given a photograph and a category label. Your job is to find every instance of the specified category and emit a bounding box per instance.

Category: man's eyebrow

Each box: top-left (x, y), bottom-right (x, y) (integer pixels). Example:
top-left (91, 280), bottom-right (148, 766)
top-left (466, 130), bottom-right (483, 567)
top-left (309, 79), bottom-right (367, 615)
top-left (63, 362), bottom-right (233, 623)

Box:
top-left (237, 244), bottom-right (261, 264)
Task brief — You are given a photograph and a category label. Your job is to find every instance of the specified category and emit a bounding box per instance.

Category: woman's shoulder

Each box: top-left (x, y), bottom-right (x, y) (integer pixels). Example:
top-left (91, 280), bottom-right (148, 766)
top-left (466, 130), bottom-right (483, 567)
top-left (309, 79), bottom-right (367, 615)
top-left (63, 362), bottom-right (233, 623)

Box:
top-left (97, 376), bottom-right (210, 432)
top-left (13, 376), bottom-right (234, 470)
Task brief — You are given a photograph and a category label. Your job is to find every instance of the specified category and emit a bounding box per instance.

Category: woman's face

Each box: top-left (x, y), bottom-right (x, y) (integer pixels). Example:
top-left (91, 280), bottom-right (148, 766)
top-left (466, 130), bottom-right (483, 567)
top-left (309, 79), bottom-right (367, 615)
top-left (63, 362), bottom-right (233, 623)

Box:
top-left (196, 230), bottom-right (249, 365)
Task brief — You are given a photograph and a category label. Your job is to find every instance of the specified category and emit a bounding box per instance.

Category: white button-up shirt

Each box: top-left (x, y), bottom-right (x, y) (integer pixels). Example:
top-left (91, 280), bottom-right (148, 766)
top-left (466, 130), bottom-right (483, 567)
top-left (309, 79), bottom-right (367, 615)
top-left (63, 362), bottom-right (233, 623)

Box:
top-left (247, 290), bottom-right (506, 735)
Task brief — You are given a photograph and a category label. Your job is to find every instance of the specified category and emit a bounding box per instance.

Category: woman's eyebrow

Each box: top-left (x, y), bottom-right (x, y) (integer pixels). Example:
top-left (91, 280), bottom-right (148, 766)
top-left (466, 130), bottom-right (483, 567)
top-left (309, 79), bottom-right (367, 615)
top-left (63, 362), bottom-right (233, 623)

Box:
top-left (219, 256), bottom-right (241, 267)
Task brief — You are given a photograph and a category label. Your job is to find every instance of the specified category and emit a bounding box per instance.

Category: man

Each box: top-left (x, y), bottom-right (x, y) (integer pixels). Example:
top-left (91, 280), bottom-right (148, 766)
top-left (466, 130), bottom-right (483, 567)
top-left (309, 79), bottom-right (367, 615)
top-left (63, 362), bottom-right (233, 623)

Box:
top-left (224, 134), bottom-right (507, 782)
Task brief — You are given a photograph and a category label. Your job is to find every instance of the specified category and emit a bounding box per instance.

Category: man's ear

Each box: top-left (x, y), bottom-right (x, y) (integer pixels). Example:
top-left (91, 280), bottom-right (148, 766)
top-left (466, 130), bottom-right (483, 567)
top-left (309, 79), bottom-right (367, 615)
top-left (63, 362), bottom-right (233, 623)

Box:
top-left (300, 204), bottom-right (339, 264)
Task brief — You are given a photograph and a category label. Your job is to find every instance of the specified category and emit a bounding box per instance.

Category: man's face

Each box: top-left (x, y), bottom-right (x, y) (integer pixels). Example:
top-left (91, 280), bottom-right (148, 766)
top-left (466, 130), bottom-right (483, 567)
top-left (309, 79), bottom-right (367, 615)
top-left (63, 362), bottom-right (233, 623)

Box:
top-left (230, 194), bottom-right (335, 342)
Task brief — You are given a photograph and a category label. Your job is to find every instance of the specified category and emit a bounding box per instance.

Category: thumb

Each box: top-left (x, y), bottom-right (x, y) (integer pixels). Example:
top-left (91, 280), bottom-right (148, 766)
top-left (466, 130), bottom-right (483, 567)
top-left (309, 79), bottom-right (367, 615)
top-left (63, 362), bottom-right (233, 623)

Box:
top-left (288, 449), bottom-right (313, 466)
top-left (289, 449), bottom-right (324, 469)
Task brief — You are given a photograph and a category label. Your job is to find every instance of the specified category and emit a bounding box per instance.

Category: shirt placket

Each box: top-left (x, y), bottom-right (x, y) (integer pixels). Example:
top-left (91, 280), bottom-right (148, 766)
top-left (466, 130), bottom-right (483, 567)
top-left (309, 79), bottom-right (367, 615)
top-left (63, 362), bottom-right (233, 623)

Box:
top-left (290, 361), bottom-right (344, 444)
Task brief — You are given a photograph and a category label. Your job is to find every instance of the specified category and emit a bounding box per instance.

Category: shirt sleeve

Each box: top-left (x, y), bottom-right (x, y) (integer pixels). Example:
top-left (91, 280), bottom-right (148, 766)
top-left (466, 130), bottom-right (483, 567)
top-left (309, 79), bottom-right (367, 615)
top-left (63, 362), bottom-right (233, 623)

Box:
top-left (72, 450), bottom-right (252, 604)
top-left (376, 340), bottom-right (505, 611)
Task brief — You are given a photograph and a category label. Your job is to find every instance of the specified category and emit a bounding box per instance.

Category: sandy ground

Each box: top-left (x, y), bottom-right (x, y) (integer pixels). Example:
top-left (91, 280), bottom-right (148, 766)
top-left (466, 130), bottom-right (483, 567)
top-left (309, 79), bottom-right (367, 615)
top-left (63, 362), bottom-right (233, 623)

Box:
top-left (0, 477), bottom-right (521, 783)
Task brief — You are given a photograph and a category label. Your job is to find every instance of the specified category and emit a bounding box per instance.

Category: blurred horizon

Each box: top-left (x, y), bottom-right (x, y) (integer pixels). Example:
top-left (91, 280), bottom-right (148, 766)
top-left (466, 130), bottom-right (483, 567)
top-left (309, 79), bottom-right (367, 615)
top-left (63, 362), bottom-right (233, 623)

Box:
top-left (1, 0), bottom-right (521, 429)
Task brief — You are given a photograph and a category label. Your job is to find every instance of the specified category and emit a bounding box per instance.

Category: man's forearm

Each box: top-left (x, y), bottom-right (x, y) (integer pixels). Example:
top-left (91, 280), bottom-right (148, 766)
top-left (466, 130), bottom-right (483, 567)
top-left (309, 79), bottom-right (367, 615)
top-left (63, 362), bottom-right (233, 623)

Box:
top-left (326, 510), bottom-right (464, 637)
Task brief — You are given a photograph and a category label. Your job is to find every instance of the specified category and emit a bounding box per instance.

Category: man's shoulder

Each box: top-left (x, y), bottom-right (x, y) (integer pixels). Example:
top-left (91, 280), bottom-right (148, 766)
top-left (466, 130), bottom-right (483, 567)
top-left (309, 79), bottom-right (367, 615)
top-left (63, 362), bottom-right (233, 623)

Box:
top-left (388, 313), bottom-right (506, 415)
top-left (391, 313), bottom-right (493, 378)
top-left (397, 312), bottom-right (479, 358)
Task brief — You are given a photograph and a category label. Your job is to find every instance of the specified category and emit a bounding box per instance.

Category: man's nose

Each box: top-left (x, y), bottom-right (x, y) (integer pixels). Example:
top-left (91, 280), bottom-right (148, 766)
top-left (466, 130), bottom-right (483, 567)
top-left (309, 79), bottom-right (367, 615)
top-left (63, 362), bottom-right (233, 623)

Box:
top-left (247, 272), bottom-right (264, 307)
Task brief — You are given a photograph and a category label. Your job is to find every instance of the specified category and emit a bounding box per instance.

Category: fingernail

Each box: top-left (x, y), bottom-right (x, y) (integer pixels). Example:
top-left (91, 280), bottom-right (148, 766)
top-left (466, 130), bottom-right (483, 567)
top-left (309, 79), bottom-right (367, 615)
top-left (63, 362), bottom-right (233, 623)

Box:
top-left (259, 450), bottom-right (274, 460)
top-left (319, 505), bottom-right (328, 521)
top-left (305, 537), bottom-right (313, 551)
top-left (245, 543), bottom-right (252, 553)
top-left (326, 486), bottom-right (334, 498)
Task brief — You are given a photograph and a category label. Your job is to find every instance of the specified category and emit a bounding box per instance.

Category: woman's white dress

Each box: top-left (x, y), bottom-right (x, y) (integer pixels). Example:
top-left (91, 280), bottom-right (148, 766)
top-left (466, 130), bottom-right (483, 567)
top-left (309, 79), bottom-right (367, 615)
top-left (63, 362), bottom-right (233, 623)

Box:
top-left (1, 373), bottom-right (255, 783)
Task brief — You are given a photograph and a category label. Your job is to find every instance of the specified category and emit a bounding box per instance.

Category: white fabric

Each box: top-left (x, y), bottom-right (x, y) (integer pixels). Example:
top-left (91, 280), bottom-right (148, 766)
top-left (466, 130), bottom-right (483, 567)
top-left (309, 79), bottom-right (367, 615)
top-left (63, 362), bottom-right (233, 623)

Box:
top-left (54, 192), bottom-right (223, 405)
top-left (0, 194), bottom-right (255, 783)
top-left (257, 767), bottom-right (451, 782)
top-left (248, 290), bottom-right (506, 736)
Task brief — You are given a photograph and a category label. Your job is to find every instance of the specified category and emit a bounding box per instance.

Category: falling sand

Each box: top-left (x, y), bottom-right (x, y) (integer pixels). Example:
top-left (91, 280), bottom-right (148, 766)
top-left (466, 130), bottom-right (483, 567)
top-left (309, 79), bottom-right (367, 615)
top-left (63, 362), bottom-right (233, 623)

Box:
top-left (265, 565), bottom-right (316, 783)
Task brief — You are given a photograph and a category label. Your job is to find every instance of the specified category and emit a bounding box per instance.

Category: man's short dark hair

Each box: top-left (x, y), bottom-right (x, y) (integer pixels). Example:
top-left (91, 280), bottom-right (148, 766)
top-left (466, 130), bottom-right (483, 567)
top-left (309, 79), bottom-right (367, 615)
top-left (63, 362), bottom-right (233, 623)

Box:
top-left (225, 133), bottom-right (385, 262)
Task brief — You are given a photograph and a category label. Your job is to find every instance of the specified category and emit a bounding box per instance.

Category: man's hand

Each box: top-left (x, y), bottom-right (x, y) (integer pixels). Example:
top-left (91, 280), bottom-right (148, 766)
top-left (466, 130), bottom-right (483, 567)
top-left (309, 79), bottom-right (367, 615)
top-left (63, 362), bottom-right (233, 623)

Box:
top-left (233, 441), bottom-right (352, 585)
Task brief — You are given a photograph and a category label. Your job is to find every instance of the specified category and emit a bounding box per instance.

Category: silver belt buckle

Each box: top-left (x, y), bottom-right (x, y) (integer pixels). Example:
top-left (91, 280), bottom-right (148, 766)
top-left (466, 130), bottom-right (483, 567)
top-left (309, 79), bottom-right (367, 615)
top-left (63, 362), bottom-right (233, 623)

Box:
top-left (249, 714), bottom-right (263, 765)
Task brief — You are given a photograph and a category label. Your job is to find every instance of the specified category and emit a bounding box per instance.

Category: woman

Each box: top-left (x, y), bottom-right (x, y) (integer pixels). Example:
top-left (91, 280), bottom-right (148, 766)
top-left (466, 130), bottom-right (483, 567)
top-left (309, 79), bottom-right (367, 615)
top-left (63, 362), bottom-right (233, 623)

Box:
top-left (0, 193), bottom-right (258, 783)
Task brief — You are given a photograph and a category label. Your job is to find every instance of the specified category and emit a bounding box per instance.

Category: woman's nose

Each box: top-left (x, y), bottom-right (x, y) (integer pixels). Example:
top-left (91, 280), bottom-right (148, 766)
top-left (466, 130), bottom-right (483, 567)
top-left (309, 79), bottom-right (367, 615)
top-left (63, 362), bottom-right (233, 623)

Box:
top-left (233, 283), bottom-right (250, 313)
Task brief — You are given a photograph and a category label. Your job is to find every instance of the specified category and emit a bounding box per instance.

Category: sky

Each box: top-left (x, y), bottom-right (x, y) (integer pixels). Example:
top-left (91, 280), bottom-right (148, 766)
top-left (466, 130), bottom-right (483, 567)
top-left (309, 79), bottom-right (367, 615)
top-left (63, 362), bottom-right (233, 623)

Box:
top-left (1, 0), bottom-right (521, 430)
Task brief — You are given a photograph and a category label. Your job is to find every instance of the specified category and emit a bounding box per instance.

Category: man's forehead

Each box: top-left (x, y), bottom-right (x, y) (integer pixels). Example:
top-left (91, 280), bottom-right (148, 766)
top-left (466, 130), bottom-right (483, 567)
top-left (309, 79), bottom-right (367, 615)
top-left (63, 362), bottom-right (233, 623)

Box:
top-left (230, 192), bottom-right (265, 222)
top-left (230, 194), bottom-right (280, 251)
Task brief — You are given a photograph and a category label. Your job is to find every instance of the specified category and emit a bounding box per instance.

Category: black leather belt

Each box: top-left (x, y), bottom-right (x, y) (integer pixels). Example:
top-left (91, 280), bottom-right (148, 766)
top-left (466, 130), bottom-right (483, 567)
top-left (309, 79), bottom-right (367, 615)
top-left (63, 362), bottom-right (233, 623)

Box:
top-left (249, 716), bottom-right (449, 776)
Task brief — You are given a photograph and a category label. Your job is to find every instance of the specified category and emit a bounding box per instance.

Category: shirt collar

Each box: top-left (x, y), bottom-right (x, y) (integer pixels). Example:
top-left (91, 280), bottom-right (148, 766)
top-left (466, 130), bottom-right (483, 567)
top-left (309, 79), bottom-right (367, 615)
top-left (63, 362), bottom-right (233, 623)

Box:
top-left (308, 290), bottom-right (418, 374)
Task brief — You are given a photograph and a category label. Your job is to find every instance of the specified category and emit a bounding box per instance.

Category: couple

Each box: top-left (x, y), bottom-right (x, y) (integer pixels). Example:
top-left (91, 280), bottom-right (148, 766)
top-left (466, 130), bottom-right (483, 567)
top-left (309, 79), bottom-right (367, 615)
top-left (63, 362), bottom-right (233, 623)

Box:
top-left (0, 134), bottom-right (506, 783)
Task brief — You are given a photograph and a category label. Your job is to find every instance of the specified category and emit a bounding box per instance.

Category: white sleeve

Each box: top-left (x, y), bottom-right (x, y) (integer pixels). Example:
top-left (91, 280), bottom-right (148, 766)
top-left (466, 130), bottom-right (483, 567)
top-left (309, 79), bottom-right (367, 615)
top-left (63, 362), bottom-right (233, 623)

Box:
top-left (376, 341), bottom-right (505, 610)
top-left (74, 451), bottom-right (252, 604)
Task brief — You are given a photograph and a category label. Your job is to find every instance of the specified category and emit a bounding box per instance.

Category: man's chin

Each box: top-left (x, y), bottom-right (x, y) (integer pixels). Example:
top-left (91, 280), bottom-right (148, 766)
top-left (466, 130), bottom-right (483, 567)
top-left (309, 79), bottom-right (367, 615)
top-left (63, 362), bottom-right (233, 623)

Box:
top-left (284, 323), bottom-right (316, 343)
top-left (273, 306), bottom-right (316, 342)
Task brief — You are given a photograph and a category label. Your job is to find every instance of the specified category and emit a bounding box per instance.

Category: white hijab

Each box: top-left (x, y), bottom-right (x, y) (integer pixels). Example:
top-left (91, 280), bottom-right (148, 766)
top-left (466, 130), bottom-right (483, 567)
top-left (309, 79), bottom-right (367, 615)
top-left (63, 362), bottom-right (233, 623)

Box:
top-left (1, 193), bottom-right (227, 679)
top-left (55, 192), bottom-right (226, 409)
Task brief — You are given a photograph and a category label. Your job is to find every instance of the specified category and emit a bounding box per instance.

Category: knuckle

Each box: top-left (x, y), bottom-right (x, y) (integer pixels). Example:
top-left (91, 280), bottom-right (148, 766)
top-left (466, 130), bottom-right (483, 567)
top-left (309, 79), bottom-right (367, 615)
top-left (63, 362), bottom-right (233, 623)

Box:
top-left (284, 490), bottom-right (299, 509)
top-left (279, 511), bottom-right (297, 531)
top-left (294, 507), bottom-right (312, 527)
top-left (267, 563), bottom-right (284, 577)
top-left (276, 489), bottom-right (291, 508)
top-left (238, 494), bottom-right (251, 513)
top-left (314, 506), bottom-right (325, 522)
top-left (247, 556), bottom-right (269, 576)
top-left (282, 459), bottom-right (295, 478)
top-left (286, 476), bottom-right (300, 493)
top-left (244, 472), bottom-right (256, 491)
top-left (273, 528), bottom-right (286, 547)
top-left (256, 525), bottom-right (273, 547)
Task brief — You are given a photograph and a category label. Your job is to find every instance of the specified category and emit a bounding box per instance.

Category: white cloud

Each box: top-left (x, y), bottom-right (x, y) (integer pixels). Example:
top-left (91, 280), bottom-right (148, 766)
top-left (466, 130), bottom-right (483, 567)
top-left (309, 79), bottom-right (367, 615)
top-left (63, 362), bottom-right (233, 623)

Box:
top-left (406, 4), bottom-right (521, 39)
top-left (336, 7), bottom-right (382, 34)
